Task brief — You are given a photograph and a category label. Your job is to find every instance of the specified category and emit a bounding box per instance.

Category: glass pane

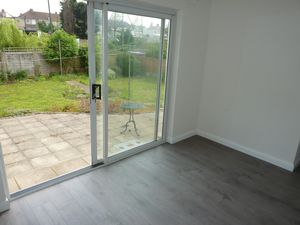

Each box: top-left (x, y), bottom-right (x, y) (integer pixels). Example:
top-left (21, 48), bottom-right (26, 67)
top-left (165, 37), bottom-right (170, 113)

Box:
top-left (107, 11), bottom-right (162, 156)
top-left (94, 9), bottom-right (104, 161)
top-left (157, 19), bottom-right (170, 139)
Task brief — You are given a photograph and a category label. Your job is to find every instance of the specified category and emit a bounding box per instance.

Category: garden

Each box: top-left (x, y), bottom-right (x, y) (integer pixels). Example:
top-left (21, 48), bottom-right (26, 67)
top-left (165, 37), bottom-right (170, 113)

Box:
top-left (0, 73), bottom-right (163, 118)
top-left (0, 10), bottom-right (167, 119)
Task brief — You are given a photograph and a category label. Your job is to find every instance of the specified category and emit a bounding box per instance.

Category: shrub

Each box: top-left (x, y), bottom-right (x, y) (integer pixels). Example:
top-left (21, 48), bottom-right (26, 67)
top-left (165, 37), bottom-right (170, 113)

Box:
top-left (15, 70), bottom-right (28, 80)
top-left (78, 45), bottom-right (88, 71)
top-left (145, 42), bottom-right (160, 58)
top-left (115, 52), bottom-right (144, 77)
top-left (108, 68), bottom-right (116, 80)
top-left (0, 72), bottom-right (6, 83)
top-left (0, 19), bottom-right (49, 50)
top-left (43, 30), bottom-right (78, 60)
top-left (0, 70), bottom-right (28, 83)
top-left (37, 21), bottom-right (56, 33)
top-left (0, 19), bottom-right (25, 49)
top-left (24, 32), bottom-right (49, 49)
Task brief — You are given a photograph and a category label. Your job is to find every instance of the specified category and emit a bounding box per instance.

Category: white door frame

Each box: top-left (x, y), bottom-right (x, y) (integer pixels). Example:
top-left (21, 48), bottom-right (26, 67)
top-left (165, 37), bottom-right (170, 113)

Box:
top-left (88, 0), bottom-right (176, 165)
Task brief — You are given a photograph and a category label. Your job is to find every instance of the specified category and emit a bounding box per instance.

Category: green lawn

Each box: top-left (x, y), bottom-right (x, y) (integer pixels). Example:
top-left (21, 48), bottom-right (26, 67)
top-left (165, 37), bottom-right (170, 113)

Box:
top-left (0, 74), bottom-right (164, 118)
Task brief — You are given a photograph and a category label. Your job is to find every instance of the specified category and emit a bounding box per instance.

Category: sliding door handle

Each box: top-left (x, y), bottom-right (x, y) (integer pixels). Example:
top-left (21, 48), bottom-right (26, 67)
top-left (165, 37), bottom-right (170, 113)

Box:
top-left (92, 84), bottom-right (101, 100)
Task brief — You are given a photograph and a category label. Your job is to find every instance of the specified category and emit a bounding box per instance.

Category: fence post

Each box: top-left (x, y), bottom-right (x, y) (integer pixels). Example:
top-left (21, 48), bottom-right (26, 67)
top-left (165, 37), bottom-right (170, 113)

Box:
top-left (58, 39), bottom-right (63, 75)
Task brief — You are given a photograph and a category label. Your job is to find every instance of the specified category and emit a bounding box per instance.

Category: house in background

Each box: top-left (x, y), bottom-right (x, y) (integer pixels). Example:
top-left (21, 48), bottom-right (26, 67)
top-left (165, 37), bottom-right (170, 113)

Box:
top-left (0, 9), bottom-right (25, 31)
top-left (18, 9), bottom-right (60, 32)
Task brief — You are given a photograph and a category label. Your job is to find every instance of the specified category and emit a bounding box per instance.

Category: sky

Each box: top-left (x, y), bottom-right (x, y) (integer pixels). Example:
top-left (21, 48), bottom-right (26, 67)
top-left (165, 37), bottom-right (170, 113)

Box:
top-left (0, 0), bottom-right (162, 28)
top-left (0, 0), bottom-right (65, 17)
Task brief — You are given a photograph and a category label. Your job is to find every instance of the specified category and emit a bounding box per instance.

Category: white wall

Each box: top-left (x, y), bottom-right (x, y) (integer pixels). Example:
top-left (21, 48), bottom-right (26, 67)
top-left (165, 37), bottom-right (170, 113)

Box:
top-left (197, 0), bottom-right (300, 171)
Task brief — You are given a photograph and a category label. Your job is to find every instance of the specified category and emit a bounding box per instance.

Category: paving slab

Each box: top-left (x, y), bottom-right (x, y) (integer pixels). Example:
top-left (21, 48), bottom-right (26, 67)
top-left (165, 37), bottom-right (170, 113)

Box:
top-left (0, 112), bottom-right (161, 193)
top-left (4, 152), bottom-right (26, 164)
top-left (47, 142), bottom-right (73, 152)
top-left (14, 167), bottom-right (57, 189)
top-left (52, 158), bottom-right (89, 176)
top-left (7, 178), bottom-right (20, 193)
top-left (23, 147), bottom-right (50, 159)
top-left (1, 144), bottom-right (19, 155)
top-left (30, 154), bottom-right (60, 168)
top-left (5, 160), bottom-right (33, 177)
top-left (54, 148), bottom-right (83, 161)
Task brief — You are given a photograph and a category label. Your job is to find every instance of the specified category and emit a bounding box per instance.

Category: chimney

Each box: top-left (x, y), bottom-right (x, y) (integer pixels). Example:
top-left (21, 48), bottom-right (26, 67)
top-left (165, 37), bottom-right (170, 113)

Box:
top-left (1, 9), bottom-right (6, 18)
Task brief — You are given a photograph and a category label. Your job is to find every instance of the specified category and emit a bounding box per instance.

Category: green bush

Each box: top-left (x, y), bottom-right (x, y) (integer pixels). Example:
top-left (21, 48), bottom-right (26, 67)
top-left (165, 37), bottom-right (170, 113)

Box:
top-left (43, 30), bottom-right (78, 60)
top-left (145, 42), bottom-right (160, 58)
top-left (15, 70), bottom-right (28, 80)
top-left (24, 32), bottom-right (49, 49)
top-left (0, 70), bottom-right (28, 83)
top-left (0, 72), bottom-right (6, 83)
top-left (144, 40), bottom-right (168, 59)
top-left (0, 19), bottom-right (25, 49)
top-left (78, 45), bottom-right (88, 71)
top-left (108, 68), bottom-right (116, 80)
top-left (115, 52), bottom-right (144, 77)
top-left (0, 19), bottom-right (49, 50)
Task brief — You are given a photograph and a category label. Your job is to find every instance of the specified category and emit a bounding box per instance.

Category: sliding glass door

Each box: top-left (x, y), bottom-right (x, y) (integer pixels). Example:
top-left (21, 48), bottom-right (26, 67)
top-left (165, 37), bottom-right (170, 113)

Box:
top-left (88, 1), bottom-right (172, 164)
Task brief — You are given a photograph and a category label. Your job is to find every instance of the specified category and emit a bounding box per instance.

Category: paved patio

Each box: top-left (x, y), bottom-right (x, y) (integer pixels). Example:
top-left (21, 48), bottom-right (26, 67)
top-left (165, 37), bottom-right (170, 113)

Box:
top-left (0, 112), bottom-right (161, 193)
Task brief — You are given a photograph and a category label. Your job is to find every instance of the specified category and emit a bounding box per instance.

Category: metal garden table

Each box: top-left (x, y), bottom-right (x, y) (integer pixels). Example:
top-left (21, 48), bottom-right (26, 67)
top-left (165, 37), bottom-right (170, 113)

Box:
top-left (120, 102), bottom-right (144, 136)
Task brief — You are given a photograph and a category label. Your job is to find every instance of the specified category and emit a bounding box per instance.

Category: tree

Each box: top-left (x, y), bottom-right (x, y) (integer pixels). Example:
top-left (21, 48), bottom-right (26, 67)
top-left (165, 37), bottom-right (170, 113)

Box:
top-left (74, 2), bottom-right (87, 39)
top-left (118, 29), bottom-right (134, 46)
top-left (0, 19), bottom-right (25, 49)
top-left (60, 0), bottom-right (75, 34)
top-left (60, 0), bottom-right (87, 39)
top-left (43, 30), bottom-right (78, 59)
top-left (37, 21), bottom-right (55, 33)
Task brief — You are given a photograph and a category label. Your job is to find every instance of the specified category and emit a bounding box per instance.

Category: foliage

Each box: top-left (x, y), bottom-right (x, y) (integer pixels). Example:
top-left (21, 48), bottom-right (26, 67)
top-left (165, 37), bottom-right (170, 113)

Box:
top-left (0, 19), bottom-right (49, 49)
top-left (95, 35), bottom-right (102, 76)
top-left (0, 72), bottom-right (6, 83)
top-left (0, 74), bottom-right (164, 117)
top-left (0, 19), bottom-right (25, 49)
top-left (37, 21), bottom-right (56, 33)
top-left (0, 70), bottom-right (28, 83)
top-left (145, 40), bottom-right (168, 59)
top-left (43, 30), bottom-right (78, 60)
top-left (115, 52), bottom-right (144, 77)
top-left (108, 17), bottom-right (131, 40)
top-left (63, 85), bottom-right (87, 99)
top-left (60, 0), bottom-right (87, 39)
top-left (78, 45), bottom-right (88, 71)
top-left (113, 29), bottom-right (134, 47)
top-left (74, 2), bottom-right (87, 39)
top-left (60, 0), bottom-right (75, 35)
top-left (145, 42), bottom-right (160, 58)
top-left (108, 68), bottom-right (116, 80)
top-left (14, 70), bottom-right (28, 80)
top-left (24, 32), bottom-right (49, 48)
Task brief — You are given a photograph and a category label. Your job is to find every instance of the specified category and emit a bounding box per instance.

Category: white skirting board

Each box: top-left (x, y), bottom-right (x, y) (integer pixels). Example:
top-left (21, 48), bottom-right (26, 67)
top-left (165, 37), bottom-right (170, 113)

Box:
top-left (167, 130), bottom-right (198, 144)
top-left (166, 129), bottom-right (294, 172)
top-left (197, 130), bottom-right (294, 172)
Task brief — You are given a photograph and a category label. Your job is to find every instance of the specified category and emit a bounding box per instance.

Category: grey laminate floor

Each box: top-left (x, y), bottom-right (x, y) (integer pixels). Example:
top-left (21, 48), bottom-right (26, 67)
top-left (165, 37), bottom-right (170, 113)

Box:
top-left (1, 136), bottom-right (300, 225)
